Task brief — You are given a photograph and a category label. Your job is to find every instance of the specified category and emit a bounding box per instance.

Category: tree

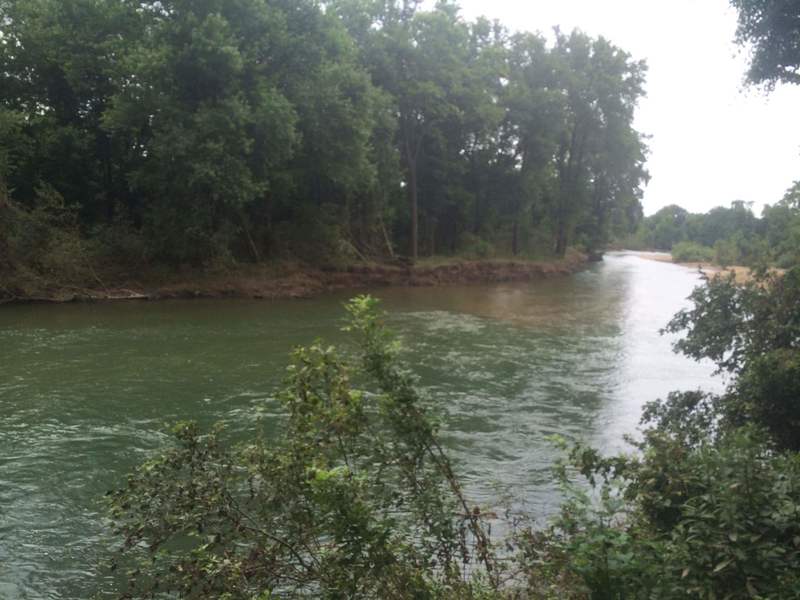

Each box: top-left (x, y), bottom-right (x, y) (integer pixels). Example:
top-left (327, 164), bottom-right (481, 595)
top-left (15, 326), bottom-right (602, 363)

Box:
top-left (503, 32), bottom-right (563, 255)
top-left (0, 0), bottom-right (140, 218)
top-left (337, 0), bottom-right (489, 259)
top-left (762, 181), bottom-right (800, 266)
top-left (665, 267), bottom-right (800, 449)
top-left (1, 0), bottom-right (652, 283)
top-left (549, 31), bottom-right (648, 256)
top-left (730, 0), bottom-right (800, 87)
top-left (647, 204), bottom-right (689, 249)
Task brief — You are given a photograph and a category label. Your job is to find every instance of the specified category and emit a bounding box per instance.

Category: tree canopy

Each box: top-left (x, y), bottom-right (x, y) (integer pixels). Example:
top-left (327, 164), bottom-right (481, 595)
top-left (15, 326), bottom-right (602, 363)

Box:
top-left (730, 0), bottom-right (800, 86)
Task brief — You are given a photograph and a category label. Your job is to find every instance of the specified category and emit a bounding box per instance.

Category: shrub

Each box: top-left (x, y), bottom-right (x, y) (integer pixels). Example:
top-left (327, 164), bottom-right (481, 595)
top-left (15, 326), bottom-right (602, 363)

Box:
top-left (458, 232), bottom-right (495, 259)
top-left (0, 185), bottom-right (96, 296)
top-left (106, 283), bottom-right (800, 599)
top-left (107, 296), bottom-right (500, 599)
top-left (713, 238), bottom-right (740, 267)
top-left (89, 208), bottom-right (149, 271)
top-left (671, 241), bottom-right (714, 263)
top-left (523, 427), bottom-right (800, 599)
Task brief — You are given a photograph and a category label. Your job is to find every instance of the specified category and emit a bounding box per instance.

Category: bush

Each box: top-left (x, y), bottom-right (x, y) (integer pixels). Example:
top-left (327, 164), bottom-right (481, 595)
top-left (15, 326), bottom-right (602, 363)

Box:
top-left (671, 241), bottom-right (714, 263)
top-left (107, 297), bottom-right (501, 599)
top-left (713, 238), bottom-right (740, 267)
top-left (89, 208), bottom-right (148, 271)
top-left (665, 266), bottom-right (800, 430)
top-left (523, 427), bottom-right (800, 599)
top-left (520, 266), bottom-right (800, 598)
top-left (272, 202), bottom-right (359, 268)
top-left (737, 349), bottom-right (800, 451)
top-left (458, 232), bottom-right (495, 259)
top-left (0, 185), bottom-right (95, 297)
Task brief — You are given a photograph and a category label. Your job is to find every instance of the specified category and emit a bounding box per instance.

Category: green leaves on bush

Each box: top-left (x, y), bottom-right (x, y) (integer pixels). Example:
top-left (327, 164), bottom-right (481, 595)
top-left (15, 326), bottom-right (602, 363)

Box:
top-left (108, 296), bottom-right (499, 598)
top-left (525, 426), bottom-right (800, 599)
top-left (671, 241), bottom-right (714, 263)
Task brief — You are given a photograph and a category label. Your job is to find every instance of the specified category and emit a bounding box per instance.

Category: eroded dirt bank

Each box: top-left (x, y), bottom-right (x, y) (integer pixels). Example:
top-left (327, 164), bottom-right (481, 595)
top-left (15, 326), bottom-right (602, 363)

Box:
top-left (1, 252), bottom-right (588, 304)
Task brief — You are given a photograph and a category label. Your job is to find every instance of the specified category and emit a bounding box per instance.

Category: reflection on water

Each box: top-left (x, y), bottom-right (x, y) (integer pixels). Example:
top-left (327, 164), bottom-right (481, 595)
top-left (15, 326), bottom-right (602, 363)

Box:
top-left (0, 252), bottom-right (721, 598)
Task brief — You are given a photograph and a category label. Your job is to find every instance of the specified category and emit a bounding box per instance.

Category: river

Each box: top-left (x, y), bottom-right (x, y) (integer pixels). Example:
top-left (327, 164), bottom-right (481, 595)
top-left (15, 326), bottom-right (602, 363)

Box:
top-left (0, 252), bottom-right (722, 598)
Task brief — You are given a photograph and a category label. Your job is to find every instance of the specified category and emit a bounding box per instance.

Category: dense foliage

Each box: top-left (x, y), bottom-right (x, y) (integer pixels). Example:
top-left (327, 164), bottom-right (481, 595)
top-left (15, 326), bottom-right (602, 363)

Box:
top-left (621, 185), bottom-right (800, 267)
top-left (731, 0), bottom-right (800, 87)
top-left (525, 424), bottom-right (800, 598)
top-left (664, 267), bottom-right (800, 450)
top-left (0, 0), bottom-right (648, 295)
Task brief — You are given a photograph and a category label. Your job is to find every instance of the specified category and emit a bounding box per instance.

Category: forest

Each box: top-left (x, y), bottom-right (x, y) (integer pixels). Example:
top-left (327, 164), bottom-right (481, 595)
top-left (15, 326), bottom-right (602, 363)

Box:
top-left (0, 0), bottom-right (648, 297)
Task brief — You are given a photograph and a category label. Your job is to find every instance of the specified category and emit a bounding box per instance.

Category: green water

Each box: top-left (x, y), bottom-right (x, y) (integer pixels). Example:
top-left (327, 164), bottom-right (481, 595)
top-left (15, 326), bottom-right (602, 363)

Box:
top-left (0, 252), bottom-right (721, 599)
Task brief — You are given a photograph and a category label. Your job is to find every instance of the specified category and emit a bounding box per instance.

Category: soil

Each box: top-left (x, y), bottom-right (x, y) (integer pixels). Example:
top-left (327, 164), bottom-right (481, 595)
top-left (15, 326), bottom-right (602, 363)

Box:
top-left (1, 252), bottom-right (589, 304)
top-left (633, 251), bottom-right (780, 284)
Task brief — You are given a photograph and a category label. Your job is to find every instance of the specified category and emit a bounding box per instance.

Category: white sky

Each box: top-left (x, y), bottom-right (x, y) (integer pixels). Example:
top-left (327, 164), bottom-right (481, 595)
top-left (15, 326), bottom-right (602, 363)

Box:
top-left (457, 0), bottom-right (800, 216)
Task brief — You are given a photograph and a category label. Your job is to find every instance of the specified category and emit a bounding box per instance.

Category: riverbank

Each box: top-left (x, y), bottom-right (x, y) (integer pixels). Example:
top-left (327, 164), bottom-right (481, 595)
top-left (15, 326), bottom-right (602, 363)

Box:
top-left (0, 250), bottom-right (588, 304)
top-left (633, 251), bottom-right (763, 283)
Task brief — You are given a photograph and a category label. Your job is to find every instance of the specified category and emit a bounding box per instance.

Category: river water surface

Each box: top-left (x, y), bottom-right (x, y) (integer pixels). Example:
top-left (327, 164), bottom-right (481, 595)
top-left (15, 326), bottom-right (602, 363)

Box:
top-left (0, 252), bottom-right (722, 598)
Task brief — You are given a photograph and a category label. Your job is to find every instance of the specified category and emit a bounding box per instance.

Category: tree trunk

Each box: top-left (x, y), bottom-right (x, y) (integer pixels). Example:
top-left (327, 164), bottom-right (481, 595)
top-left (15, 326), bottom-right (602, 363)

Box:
top-left (408, 162), bottom-right (418, 259)
top-left (379, 215), bottom-right (395, 258)
top-left (428, 214), bottom-right (435, 256)
top-left (260, 191), bottom-right (273, 258)
top-left (239, 208), bottom-right (261, 262)
top-left (555, 217), bottom-right (567, 256)
top-left (471, 154), bottom-right (482, 235)
top-left (512, 216), bottom-right (519, 256)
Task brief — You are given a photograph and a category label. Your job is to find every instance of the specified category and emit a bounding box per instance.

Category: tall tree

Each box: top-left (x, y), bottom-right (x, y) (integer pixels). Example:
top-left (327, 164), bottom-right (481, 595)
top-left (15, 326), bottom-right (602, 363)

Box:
top-left (550, 30), bottom-right (648, 255)
top-left (337, 0), bottom-right (474, 258)
top-left (504, 32), bottom-right (563, 255)
top-left (102, 0), bottom-right (382, 263)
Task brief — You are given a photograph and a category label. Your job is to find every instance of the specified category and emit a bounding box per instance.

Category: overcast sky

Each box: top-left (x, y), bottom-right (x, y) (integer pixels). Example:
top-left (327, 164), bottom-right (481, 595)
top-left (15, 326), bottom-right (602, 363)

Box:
top-left (456, 0), bottom-right (800, 216)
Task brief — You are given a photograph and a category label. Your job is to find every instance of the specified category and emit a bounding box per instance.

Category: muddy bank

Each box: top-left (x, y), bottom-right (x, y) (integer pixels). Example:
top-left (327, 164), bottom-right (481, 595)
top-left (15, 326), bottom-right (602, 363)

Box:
top-left (1, 252), bottom-right (588, 304)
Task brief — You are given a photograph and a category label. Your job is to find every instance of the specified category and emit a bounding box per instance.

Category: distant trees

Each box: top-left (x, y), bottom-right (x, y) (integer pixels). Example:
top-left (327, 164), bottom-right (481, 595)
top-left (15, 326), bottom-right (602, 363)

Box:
top-left (762, 181), bottom-right (800, 266)
top-left (625, 199), bottom-right (788, 267)
top-left (723, 0), bottom-right (800, 267)
top-left (0, 0), bottom-right (648, 282)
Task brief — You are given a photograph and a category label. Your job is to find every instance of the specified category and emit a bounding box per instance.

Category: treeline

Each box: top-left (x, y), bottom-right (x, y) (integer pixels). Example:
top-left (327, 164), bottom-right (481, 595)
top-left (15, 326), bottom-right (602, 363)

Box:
top-left (0, 0), bottom-right (647, 285)
top-left (622, 180), bottom-right (800, 267)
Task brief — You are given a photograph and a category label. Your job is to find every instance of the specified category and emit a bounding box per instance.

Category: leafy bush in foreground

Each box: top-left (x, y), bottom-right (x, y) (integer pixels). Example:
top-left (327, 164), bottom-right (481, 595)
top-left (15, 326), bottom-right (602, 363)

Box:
top-left (520, 412), bottom-right (800, 599)
top-left (665, 266), bottom-right (800, 450)
top-left (107, 296), bottom-right (500, 599)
